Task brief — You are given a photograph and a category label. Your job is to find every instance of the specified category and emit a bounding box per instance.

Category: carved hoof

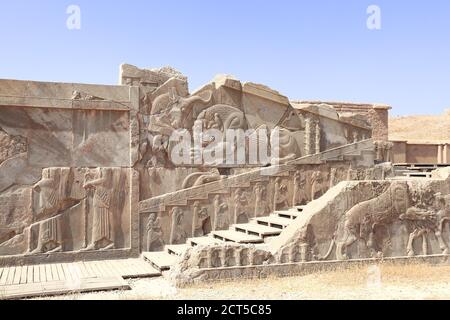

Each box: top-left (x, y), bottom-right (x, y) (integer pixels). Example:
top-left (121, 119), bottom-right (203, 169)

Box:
top-left (407, 250), bottom-right (415, 257)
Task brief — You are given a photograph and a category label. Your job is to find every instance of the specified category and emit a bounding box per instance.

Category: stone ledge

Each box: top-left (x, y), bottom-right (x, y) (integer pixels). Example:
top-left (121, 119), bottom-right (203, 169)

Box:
top-left (172, 254), bottom-right (450, 287)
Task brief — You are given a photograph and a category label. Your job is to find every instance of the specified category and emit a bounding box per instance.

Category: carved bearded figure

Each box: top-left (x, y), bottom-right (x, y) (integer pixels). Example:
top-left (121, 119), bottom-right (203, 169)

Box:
top-left (273, 178), bottom-right (289, 212)
top-left (29, 168), bottom-right (64, 254)
top-left (254, 183), bottom-right (268, 217)
top-left (146, 213), bottom-right (164, 252)
top-left (170, 207), bottom-right (187, 244)
top-left (192, 201), bottom-right (211, 237)
top-left (213, 195), bottom-right (229, 231)
top-left (84, 168), bottom-right (115, 251)
top-left (234, 188), bottom-right (249, 224)
top-left (292, 171), bottom-right (307, 206)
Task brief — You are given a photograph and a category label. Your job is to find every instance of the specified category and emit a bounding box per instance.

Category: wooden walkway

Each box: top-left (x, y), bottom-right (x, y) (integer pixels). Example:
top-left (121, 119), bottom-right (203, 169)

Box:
top-left (0, 258), bottom-right (161, 300)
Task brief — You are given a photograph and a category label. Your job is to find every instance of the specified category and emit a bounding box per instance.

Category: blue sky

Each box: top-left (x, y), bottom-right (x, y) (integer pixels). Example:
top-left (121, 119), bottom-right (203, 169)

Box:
top-left (1, 0), bottom-right (449, 116)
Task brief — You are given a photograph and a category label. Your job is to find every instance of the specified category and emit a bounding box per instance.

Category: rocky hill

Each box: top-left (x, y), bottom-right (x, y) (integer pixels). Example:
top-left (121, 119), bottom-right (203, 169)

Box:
top-left (389, 109), bottom-right (450, 141)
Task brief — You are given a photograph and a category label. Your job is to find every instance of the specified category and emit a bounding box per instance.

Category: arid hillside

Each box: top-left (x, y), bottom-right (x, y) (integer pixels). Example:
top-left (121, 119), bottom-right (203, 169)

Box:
top-left (389, 109), bottom-right (450, 141)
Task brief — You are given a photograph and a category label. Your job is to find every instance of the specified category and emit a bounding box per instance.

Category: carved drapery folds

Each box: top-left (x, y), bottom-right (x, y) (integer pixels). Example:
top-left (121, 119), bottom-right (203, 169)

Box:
top-left (0, 167), bottom-right (130, 256)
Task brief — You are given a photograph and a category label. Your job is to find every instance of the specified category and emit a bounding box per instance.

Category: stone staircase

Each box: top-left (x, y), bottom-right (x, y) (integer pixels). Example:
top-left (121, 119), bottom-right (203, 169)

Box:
top-left (142, 206), bottom-right (304, 271)
top-left (393, 163), bottom-right (450, 179)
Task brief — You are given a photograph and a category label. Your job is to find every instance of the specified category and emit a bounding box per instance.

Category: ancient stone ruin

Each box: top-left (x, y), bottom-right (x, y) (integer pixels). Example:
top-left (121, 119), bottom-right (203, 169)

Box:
top-left (0, 64), bottom-right (448, 296)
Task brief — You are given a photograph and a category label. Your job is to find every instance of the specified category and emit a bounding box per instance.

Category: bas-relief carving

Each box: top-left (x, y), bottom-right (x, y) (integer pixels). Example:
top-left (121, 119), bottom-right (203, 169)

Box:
top-left (234, 188), bottom-right (249, 224)
top-left (169, 207), bottom-right (187, 245)
top-left (137, 71), bottom-right (308, 168)
top-left (174, 244), bottom-right (273, 273)
top-left (273, 178), bottom-right (289, 212)
top-left (213, 195), bottom-right (229, 231)
top-left (0, 106), bottom-right (130, 169)
top-left (146, 212), bottom-right (164, 252)
top-left (0, 128), bottom-right (27, 166)
top-left (336, 183), bottom-right (410, 260)
top-left (254, 183), bottom-right (269, 217)
top-left (0, 167), bottom-right (130, 256)
top-left (275, 176), bottom-right (450, 263)
top-left (192, 201), bottom-right (211, 237)
top-left (292, 171), bottom-right (307, 206)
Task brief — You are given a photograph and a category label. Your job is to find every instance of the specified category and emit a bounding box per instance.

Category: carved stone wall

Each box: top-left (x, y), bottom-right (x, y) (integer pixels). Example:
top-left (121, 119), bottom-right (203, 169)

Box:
top-left (269, 168), bottom-right (450, 262)
top-left (0, 64), bottom-right (384, 264)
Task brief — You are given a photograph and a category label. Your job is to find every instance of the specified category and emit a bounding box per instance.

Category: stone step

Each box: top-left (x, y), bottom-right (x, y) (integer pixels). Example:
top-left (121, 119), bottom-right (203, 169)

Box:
top-left (275, 210), bottom-right (300, 219)
top-left (254, 215), bottom-right (293, 229)
top-left (211, 230), bottom-right (264, 244)
top-left (166, 244), bottom-right (191, 256)
top-left (142, 251), bottom-right (180, 271)
top-left (188, 236), bottom-right (223, 247)
top-left (233, 223), bottom-right (282, 238)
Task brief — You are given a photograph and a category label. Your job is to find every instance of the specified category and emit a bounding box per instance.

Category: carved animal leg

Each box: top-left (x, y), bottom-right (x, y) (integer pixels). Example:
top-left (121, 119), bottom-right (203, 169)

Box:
top-left (407, 229), bottom-right (421, 257)
top-left (367, 231), bottom-right (383, 258)
top-left (436, 219), bottom-right (449, 254)
top-left (337, 231), bottom-right (358, 260)
top-left (422, 232), bottom-right (428, 256)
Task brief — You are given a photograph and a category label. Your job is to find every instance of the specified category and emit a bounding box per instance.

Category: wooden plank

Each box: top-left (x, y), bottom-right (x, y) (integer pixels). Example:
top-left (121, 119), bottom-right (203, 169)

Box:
top-left (51, 264), bottom-right (60, 281)
top-left (56, 264), bottom-right (65, 281)
top-left (122, 259), bottom-right (139, 276)
top-left (92, 261), bottom-right (111, 278)
top-left (67, 262), bottom-right (81, 280)
top-left (13, 266), bottom-right (22, 285)
top-left (82, 262), bottom-right (97, 278)
top-left (39, 265), bottom-right (46, 283)
top-left (20, 266), bottom-right (28, 284)
top-left (61, 264), bottom-right (73, 282)
top-left (0, 276), bottom-right (130, 300)
top-left (142, 252), bottom-right (179, 271)
top-left (87, 261), bottom-right (103, 277)
top-left (6, 267), bottom-right (16, 285)
top-left (27, 265), bottom-right (33, 284)
top-left (33, 265), bottom-right (40, 283)
top-left (0, 267), bottom-right (9, 285)
top-left (45, 264), bottom-right (53, 282)
top-left (107, 260), bottom-right (127, 276)
top-left (76, 262), bottom-right (89, 279)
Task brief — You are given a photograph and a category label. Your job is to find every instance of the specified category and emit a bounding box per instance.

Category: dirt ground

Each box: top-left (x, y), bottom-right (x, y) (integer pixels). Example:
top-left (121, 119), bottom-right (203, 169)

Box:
top-left (389, 109), bottom-right (450, 141)
top-left (33, 262), bottom-right (450, 300)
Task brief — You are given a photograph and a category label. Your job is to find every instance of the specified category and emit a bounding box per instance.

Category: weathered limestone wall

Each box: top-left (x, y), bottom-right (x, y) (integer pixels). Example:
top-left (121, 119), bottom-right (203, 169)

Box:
top-left (297, 101), bottom-right (391, 141)
top-left (292, 102), bottom-right (372, 154)
top-left (0, 64), bottom-right (384, 264)
top-left (169, 167), bottom-right (450, 286)
top-left (269, 167), bottom-right (450, 261)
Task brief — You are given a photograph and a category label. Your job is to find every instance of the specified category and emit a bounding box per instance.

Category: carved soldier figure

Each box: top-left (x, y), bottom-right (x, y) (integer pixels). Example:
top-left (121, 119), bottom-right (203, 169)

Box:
top-left (234, 188), bottom-right (249, 224)
top-left (292, 171), bottom-right (307, 206)
top-left (28, 168), bottom-right (63, 254)
top-left (273, 178), bottom-right (289, 212)
top-left (310, 171), bottom-right (324, 200)
top-left (192, 201), bottom-right (211, 237)
top-left (213, 195), bottom-right (229, 231)
top-left (83, 168), bottom-right (115, 251)
top-left (170, 207), bottom-right (187, 244)
top-left (146, 212), bottom-right (164, 252)
top-left (254, 183), bottom-right (268, 217)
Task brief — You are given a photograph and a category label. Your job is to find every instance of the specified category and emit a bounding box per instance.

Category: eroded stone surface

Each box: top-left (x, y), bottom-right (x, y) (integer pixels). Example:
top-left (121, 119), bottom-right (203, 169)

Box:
top-left (0, 63), bottom-right (400, 272)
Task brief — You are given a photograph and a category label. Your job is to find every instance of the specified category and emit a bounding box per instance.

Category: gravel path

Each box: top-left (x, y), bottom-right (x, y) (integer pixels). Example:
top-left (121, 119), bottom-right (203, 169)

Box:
top-left (34, 263), bottom-right (450, 300)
